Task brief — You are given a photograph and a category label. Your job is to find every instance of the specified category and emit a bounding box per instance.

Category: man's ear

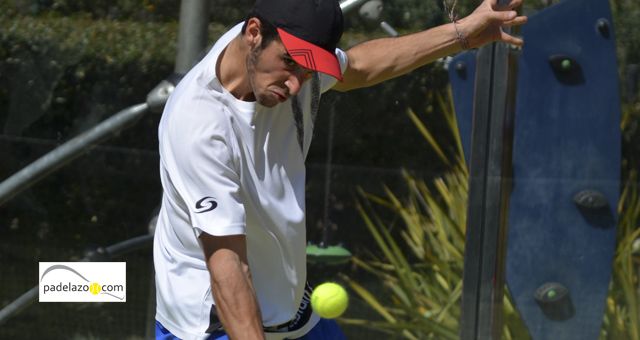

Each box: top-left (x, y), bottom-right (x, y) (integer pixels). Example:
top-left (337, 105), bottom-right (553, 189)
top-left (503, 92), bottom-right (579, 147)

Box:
top-left (244, 17), bottom-right (263, 48)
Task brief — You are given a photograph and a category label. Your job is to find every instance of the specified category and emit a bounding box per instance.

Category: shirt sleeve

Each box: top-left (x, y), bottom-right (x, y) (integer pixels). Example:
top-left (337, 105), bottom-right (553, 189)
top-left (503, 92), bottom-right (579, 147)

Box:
top-left (169, 121), bottom-right (246, 238)
top-left (319, 48), bottom-right (349, 93)
top-left (190, 133), bottom-right (246, 236)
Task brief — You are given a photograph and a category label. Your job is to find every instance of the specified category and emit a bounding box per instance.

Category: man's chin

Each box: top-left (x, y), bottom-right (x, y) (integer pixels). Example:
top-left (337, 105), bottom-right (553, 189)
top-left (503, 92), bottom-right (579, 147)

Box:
top-left (257, 96), bottom-right (280, 108)
top-left (258, 100), bottom-right (278, 108)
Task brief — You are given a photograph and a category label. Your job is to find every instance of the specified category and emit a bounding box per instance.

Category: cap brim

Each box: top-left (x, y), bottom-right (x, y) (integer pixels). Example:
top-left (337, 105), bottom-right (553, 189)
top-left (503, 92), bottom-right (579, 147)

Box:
top-left (278, 28), bottom-right (343, 82)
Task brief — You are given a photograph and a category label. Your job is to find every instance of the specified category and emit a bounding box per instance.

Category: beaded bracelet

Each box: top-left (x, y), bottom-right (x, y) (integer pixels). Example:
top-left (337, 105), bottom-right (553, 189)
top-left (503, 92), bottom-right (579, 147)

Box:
top-left (443, 0), bottom-right (469, 50)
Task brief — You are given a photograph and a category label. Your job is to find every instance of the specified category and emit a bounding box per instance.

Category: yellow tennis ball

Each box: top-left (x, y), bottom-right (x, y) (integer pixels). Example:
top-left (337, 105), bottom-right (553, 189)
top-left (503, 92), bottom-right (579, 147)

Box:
top-left (311, 283), bottom-right (348, 319)
top-left (90, 282), bottom-right (101, 295)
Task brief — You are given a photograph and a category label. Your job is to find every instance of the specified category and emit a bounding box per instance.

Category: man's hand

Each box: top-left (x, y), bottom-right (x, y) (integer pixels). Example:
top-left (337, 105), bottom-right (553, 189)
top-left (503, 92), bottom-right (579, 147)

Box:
top-left (457, 0), bottom-right (528, 49)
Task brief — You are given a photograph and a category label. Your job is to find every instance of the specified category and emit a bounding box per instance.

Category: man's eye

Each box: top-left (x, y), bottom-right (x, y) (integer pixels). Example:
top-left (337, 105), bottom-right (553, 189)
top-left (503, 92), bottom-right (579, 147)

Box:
top-left (305, 70), bottom-right (315, 80)
top-left (284, 58), bottom-right (296, 66)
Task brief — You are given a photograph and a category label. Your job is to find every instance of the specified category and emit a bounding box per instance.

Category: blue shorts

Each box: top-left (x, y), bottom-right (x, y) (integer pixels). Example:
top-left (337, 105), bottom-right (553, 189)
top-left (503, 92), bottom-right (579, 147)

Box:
top-left (155, 318), bottom-right (347, 340)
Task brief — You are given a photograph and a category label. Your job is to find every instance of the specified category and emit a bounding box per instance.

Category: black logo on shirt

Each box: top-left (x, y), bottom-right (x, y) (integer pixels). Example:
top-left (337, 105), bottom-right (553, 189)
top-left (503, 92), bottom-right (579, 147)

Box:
top-left (195, 197), bottom-right (218, 213)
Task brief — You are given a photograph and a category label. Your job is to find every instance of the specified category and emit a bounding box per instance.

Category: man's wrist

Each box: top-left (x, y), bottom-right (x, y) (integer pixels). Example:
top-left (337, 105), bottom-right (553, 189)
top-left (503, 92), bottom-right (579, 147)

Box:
top-left (443, 1), bottom-right (469, 51)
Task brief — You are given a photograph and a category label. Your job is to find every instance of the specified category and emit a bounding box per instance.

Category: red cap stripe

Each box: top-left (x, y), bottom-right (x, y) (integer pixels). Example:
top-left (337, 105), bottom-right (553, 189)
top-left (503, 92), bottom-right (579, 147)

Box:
top-left (278, 28), bottom-right (343, 82)
top-left (289, 50), bottom-right (316, 70)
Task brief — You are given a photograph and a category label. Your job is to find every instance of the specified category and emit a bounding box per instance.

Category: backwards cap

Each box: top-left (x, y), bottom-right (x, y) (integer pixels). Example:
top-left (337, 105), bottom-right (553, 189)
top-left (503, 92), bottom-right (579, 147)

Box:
top-left (254, 0), bottom-right (344, 82)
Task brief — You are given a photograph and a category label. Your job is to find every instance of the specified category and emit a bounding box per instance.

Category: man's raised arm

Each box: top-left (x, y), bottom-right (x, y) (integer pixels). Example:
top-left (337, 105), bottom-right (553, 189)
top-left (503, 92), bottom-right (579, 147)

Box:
top-left (332, 0), bottom-right (527, 92)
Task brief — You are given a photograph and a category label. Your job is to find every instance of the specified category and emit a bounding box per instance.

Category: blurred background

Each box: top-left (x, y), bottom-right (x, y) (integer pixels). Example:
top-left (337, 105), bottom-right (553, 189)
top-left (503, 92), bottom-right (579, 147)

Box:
top-left (0, 0), bottom-right (638, 339)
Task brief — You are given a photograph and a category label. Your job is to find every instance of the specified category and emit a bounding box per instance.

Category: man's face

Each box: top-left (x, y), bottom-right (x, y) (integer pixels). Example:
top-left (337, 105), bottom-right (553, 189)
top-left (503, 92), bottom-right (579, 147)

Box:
top-left (246, 40), bottom-right (316, 107)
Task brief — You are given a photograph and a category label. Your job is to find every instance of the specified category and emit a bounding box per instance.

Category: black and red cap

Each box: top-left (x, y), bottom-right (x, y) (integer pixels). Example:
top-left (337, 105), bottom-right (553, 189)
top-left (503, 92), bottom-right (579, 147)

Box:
top-left (254, 0), bottom-right (344, 82)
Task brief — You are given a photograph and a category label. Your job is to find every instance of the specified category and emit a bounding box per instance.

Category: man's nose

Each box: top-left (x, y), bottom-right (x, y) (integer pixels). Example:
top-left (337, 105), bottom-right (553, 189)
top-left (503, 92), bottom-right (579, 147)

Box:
top-left (284, 70), bottom-right (306, 96)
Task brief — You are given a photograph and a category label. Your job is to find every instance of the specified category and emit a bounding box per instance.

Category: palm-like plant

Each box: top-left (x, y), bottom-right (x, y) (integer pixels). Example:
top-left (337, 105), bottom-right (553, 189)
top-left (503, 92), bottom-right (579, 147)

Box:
top-left (601, 169), bottom-right (640, 340)
top-left (340, 91), bottom-right (529, 339)
top-left (600, 97), bottom-right (640, 340)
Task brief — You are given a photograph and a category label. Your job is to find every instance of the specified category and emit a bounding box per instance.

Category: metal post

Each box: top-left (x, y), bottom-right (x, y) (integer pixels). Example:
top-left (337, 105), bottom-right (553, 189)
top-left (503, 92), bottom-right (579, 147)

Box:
top-left (174, 0), bottom-right (211, 75)
top-left (459, 3), bottom-right (521, 339)
top-left (146, 1), bottom-right (211, 337)
top-left (339, 0), bottom-right (371, 15)
top-left (0, 103), bottom-right (149, 206)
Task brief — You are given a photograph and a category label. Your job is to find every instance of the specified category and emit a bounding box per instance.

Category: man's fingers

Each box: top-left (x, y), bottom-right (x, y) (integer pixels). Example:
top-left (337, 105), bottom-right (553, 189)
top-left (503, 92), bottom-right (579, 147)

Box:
top-left (500, 32), bottom-right (524, 46)
top-left (496, 0), bottom-right (523, 11)
top-left (502, 16), bottom-right (528, 27)
top-left (490, 10), bottom-right (527, 27)
top-left (483, 10), bottom-right (516, 26)
top-left (503, 10), bottom-right (518, 21)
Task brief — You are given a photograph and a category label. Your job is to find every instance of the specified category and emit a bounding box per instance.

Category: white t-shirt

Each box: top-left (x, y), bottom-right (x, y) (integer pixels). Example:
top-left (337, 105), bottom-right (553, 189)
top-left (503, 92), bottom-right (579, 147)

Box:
top-left (153, 23), bottom-right (348, 340)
